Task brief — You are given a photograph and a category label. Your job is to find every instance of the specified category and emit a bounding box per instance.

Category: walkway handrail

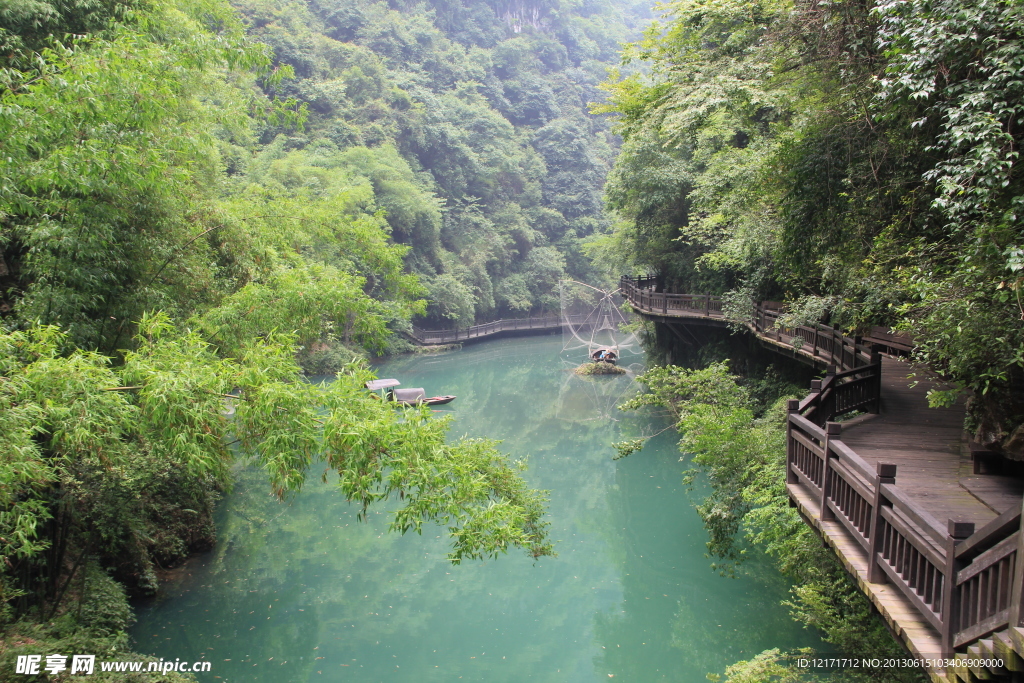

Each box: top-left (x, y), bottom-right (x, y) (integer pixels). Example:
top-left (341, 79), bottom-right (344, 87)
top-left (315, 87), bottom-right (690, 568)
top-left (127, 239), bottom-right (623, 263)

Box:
top-left (786, 401), bottom-right (1023, 658)
top-left (619, 275), bottom-right (1024, 658)
top-left (619, 276), bottom-right (878, 375)
top-left (410, 315), bottom-right (563, 345)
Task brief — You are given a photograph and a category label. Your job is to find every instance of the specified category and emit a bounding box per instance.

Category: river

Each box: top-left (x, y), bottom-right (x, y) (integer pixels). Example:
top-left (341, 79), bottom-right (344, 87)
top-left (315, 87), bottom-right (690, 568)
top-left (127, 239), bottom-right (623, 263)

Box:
top-left (132, 335), bottom-right (828, 682)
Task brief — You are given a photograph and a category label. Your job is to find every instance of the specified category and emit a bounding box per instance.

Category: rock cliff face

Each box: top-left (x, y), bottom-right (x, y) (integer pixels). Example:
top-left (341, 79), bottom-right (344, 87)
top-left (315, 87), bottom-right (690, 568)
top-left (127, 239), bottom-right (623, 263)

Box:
top-left (501, 1), bottom-right (545, 32)
top-left (968, 393), bottom-right (1024, 460)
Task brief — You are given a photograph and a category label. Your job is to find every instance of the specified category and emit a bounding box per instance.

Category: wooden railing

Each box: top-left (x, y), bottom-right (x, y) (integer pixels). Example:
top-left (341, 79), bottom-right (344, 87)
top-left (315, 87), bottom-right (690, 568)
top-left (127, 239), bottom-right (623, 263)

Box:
top-left (798, 364), bottom-right (882, 426)
top-left (410, 315), bottom-right (563, 345)
top-left (787, 401), bottom-right (1023, 658)
top-left (620, 275), bottom-right (877, 376)
top-left (620, 275), bottom-right (1024, 658)
top-left (620, 276), bottom-right (722, 318)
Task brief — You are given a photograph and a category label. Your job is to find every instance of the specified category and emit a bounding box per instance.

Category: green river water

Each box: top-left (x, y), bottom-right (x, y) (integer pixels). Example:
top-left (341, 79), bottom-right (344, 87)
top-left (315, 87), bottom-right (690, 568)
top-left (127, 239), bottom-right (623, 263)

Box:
top-left (132, 335), bottom-right (828, 682)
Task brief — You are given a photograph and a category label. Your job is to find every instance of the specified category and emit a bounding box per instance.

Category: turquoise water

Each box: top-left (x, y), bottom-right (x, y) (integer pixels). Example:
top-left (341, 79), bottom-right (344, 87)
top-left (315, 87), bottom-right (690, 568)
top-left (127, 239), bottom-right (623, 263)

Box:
top-left (132, 335), bottom-right (826, 682)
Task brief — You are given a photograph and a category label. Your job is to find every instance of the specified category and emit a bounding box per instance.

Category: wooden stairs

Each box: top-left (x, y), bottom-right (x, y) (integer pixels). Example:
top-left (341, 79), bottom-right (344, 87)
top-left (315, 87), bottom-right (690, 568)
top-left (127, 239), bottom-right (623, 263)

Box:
top-left (933, 627), bottom-right (1024, 682)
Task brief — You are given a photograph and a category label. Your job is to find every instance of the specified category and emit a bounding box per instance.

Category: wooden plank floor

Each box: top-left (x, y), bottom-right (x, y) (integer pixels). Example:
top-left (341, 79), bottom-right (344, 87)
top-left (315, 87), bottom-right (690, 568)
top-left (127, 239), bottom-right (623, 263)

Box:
top-left (839, 357), bottom-right (1013, 528)
top-left (788, 483), bottom-right (948, 673)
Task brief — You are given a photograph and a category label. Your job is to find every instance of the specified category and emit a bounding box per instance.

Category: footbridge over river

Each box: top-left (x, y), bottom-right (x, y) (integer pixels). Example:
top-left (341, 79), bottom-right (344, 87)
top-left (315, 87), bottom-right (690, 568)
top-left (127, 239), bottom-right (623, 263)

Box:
top-left (621, 276), bottom-right (1024, 683)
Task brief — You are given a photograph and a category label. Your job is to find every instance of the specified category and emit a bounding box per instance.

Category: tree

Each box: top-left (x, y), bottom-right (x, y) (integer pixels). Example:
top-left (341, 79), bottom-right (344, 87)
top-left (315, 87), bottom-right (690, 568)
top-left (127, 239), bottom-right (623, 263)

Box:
top-left (0, 0), bottom-right (554, 636)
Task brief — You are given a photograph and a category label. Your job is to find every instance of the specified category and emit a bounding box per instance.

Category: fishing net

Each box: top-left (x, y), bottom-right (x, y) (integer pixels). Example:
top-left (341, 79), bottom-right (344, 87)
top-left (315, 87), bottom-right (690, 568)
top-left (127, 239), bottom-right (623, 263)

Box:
top-left (559, 280), bottom-right (641, 360)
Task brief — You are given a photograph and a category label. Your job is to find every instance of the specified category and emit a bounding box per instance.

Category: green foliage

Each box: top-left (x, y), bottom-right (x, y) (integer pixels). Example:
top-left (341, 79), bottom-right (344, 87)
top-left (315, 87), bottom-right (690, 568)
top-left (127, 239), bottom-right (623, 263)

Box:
top-left (1, 562), bottom-right (168, 680)
top-left (621, 362), bottom-right (774, 568)
top-left (574, 361), bottom-right (625, 375)
top-left (707, 649), bottom-right (812, 683)
top-left (232, 0), bottom-right (648, 321)
top-left (0, 564), bottom-right (197, 681)
top-left (1, 320), bottom-right (552, 598)
top-left (0, 1), bottom-right (562, 632)
top-left (869, 0), bottom-right (1024, 437)
top-left (0, 0), bottom-right (143, 69)
top-left (601, 0), bottom-right (1024, 448)
top-left (620, 362), bottom-right (924, 681)
top-left (0, 0), bottom-right (285, 349)
top-left (198, 261), bottom-right (391, 356)
top-left (75, 565), bottom-right (133, 637)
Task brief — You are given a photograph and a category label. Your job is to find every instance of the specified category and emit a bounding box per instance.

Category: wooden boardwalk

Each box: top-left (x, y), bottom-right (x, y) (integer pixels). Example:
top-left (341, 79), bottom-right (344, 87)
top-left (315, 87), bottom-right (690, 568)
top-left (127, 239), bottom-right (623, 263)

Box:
top-left (623, 279), bottom-right (1024, 676)
top-left (620, 276), bottom-right (1021, 524)
top-left (409, 315), bottom-right (562, 345)
top-left (839, 357), bottom-right (1010, 527)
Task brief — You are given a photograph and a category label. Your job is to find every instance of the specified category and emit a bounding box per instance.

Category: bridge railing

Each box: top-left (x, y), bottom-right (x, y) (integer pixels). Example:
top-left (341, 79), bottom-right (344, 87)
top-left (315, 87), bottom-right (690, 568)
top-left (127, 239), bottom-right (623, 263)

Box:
top-left (786, 406), bottom-right (1023, 657)
top-left (619, 276), bottom-right (874, 374)
top-left (620, 275), bottom-right (1024, 657)
top-left (410, 315), bottom-right (563, 344)
top-left (620, 277), bottom-right (721, 317)
top-left (798, 364), bottom-right (883, 426)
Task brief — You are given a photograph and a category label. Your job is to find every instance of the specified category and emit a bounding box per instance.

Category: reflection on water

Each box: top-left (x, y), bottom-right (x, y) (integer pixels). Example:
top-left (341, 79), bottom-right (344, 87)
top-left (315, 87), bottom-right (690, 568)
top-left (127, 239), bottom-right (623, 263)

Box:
top-left (132, 335), bottom-right (828, 682)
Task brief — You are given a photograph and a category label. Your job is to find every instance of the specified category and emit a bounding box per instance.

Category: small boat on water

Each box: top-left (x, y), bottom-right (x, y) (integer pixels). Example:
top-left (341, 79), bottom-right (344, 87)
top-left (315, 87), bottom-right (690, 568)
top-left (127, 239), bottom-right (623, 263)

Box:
top-left (590, 347), bottom-right (618, 364)
top-left (365, 378), bottom-right (457, 406)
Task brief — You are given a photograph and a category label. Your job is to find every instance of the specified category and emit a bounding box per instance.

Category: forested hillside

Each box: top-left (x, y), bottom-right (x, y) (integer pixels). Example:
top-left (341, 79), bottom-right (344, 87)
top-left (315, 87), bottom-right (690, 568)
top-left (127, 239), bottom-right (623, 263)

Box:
top-left (232, 0), bottom-right (650, 326)
top-left (0, 0), bottom-right (651, 673)
top-left (597, 0), bottom-right (1024, 455)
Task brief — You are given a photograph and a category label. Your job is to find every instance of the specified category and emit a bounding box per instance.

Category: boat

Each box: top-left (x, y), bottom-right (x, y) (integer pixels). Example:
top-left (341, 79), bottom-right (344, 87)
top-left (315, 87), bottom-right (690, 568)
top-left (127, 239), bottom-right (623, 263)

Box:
top-left (365, 378), bottom-right (457, 406)
top-left (590, 347), bottom-right (618, 364)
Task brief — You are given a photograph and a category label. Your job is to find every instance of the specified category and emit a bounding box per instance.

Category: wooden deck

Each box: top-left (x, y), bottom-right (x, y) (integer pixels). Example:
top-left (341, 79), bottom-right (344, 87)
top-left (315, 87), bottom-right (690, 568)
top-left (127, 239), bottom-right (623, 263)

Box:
top-left (622, 279), bottom-right (1024, 675)
top-left (787, 356), bottom-right (1024, 677)
top-left (839, 357), bottom-right (1010, 527)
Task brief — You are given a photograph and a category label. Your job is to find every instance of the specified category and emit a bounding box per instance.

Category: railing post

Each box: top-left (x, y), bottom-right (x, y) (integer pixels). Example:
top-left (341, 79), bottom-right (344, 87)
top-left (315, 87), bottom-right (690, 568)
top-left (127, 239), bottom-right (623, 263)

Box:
top-left (867, 462), bottom-right (897, 583)
top-left (812, 327), bottom-right (819, 356)
top-left (832, 324), bottom-right (841, 367)
top-left (853, 335), bottom-right (863, 367)
top-left (942, 520), bottom-right (975, 658)
top-left (705, 294), bottom-right (710, 316)
top-left (809, 378), bottom-right (822, 409)
top-left (663, 292), bottom-right (668, 314)
top-left (786, 399), bottom-right (800, 485)
top-left (869, 350), bottom-right (882, 414)
top-left (822, 366), bottom-right (837, 423)
top-left (820, 422), bottom-right (842, 521)
top-left (1008, 498), bottom-right (1024, 627)
top-left (808, 377), bottom-right (821, 407)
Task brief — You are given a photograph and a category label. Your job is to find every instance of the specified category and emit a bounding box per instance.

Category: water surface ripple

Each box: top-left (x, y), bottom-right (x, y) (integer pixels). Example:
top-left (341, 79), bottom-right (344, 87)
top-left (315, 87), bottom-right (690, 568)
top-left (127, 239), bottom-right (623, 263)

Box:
top-left (133, 336), bottom-right (826, 682)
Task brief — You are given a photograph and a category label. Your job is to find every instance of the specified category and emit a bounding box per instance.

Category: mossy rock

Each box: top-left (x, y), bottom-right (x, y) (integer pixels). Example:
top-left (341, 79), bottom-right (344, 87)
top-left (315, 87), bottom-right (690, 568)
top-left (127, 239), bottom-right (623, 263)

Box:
top-left (574, 362), bottom-right (625, 376)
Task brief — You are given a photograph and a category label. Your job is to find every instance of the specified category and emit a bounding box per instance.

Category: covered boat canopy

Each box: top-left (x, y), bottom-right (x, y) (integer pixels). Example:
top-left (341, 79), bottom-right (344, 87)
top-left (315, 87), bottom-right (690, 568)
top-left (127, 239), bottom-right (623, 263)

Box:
top-left (394, 387), bottom-right (426, 403)
top-left (366, 378), bottom-right (456, 406)
top-left (366, 378), bottom-right (401, 390)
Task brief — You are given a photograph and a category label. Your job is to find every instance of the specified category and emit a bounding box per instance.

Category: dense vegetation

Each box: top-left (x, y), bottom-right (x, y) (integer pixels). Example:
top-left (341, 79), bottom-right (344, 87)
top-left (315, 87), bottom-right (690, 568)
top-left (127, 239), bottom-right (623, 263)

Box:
top-left (3, 0), bottom-right (1013, 678)
top-left (233, 0), bottom-right (652, 327)
top-left (596, 0), bottom-right (1024, 453)
top-left (619, 363), bottom-right (925, 682)
top-left (0, 0), bottom-right (658, 674)
top-left (597, 0), bottom-right (1024, 675)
